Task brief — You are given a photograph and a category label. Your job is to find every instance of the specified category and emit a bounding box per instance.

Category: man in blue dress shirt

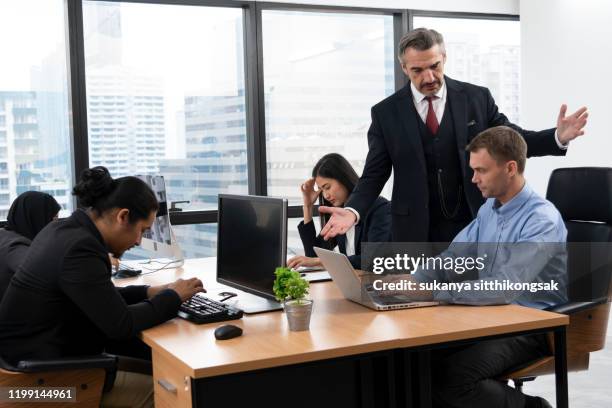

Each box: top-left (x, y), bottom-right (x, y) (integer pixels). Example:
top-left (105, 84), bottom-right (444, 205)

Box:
top-left (385, 126), bottom-right (565, 408)
top-left (413, 130), bottom-right (568, 310)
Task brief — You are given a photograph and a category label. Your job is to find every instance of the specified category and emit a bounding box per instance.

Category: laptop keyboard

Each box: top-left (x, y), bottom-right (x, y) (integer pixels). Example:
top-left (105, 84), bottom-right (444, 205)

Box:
top-left (178, 294), bottom-right (243, 324)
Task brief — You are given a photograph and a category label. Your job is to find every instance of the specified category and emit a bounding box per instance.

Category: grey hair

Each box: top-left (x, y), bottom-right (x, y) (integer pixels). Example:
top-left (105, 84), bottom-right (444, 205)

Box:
top-left (397, 28), bottom-right (446, 63)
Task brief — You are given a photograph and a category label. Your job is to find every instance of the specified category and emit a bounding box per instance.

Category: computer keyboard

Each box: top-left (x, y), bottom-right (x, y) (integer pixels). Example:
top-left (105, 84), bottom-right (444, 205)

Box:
top-left (178, 294), bottom-right (243, 324)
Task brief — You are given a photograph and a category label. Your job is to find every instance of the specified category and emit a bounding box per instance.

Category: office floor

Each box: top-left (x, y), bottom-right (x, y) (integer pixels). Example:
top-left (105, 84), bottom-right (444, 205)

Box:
top-left (522, 313), bottom-right (612, 407)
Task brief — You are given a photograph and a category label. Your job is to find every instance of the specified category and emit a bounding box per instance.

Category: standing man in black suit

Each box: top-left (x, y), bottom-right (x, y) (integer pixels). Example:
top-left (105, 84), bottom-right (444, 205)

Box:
top-left (319, 28), bottom-right (588, 243)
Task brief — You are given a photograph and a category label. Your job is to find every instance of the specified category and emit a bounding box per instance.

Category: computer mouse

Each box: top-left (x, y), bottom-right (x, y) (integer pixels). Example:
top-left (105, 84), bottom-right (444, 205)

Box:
top-left (214, 324), bottom-right (243, 340)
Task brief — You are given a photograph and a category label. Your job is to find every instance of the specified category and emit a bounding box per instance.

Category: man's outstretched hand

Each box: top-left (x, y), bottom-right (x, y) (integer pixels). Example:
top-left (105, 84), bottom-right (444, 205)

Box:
top-left (318, 206), bottom-right (357, 240)
top-left (557, 104), bottom-right (588, 145)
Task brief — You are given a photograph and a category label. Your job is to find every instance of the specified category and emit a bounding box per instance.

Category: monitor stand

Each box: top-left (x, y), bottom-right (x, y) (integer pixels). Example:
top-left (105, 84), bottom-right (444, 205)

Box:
top-left (139, 226), bottom-right (185, 269)
top-left (224, 291), bottom-right (282, 314)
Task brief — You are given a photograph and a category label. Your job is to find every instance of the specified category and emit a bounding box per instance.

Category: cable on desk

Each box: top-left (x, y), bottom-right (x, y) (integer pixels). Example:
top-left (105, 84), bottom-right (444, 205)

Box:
top-left (137, 258), bottom-right (185, 275)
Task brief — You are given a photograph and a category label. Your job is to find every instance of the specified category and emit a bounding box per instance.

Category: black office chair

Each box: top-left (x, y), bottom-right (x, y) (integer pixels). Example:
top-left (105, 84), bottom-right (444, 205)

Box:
top-left (502, 167), bottom-right (612, 389)
top-left (0, 353), bottom-right (117, 407)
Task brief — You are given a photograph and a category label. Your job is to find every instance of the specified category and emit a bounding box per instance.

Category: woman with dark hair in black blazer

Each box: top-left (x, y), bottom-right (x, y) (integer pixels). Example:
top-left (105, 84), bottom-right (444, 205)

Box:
top-left (0, 167), bottom-right (206, 407)
top-left (287, 153), bottom-right (391, 270)
top-left (0, 191), bottom-right (60, 300)
top-left (0, 167), bottom-right (204, 364)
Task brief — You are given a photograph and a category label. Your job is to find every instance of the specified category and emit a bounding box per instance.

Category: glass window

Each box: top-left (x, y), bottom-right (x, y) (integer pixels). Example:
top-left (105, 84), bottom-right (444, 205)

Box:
top-left (262, 10), bottom-right (395, 205)
top-left (172, 223), bottom-right (218, 259)
top-left (174, 219), bottom-right (312, 261)
top-left (412, 16), bottom-right (521, 123)
top-left (287, 217), bottom-right (305, 257)
top-left (0, 1), bottom-right (73, 220)
top-left (125, 216), bottom-right (310, 261)
top-left (83, 1), bottom-right (247, 213)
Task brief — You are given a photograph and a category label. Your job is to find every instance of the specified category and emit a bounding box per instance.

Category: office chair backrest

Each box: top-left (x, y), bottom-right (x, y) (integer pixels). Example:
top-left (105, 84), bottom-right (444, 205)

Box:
top-left (546, 167), bottom-right (612, 302)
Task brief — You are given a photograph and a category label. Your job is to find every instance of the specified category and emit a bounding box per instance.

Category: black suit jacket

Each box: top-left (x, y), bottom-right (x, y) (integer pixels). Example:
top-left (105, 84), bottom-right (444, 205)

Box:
top-left (346, 76), bottom-right (566, 242)
top-left (0, 229), bottom-right (30, 302)
top-left (298, 196), bottom-right (391, 269)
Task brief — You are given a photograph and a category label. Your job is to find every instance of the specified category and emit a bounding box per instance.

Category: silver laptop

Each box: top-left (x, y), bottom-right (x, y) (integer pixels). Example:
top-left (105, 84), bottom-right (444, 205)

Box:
top-left (314, 247), bottom-right (438, 311)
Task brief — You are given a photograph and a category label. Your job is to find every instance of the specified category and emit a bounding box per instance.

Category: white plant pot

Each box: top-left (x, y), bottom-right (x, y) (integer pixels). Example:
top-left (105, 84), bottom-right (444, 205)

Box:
top-left (284, 299), bottom-right (313, 331)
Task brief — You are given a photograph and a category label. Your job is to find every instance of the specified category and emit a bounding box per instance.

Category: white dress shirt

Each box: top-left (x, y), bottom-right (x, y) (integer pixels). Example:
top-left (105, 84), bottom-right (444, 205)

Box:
top-left (344, 225), bottom-right (356, 256)
top-left (410, 81), bottom-right (447, 125)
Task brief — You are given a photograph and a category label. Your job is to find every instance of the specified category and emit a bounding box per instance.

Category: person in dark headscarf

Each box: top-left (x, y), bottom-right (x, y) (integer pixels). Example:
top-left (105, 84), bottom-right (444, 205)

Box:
top-left (0, 191), bottom-right (61, 300)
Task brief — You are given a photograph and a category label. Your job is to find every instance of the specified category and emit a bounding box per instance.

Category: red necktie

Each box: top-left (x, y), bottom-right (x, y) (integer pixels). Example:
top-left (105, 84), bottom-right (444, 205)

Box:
top-left (425, 96), bottom-right (439, 135)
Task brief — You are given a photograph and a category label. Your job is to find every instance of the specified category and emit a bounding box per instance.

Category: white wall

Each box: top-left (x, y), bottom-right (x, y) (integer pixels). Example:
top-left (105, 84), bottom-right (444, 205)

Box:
top-left (232, 0), bottom-right (519, 14)
top-left (521, 0), bottom-right (612, 194)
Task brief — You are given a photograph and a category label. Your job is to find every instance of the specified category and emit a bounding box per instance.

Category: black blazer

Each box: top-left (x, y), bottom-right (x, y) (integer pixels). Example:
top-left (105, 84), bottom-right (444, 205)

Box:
top-left (346, 76), bottom-right (566, 242)
top-left (298, 196), bottom-right (391, 269)
top-left (0, 229), bottom-right (30, 301)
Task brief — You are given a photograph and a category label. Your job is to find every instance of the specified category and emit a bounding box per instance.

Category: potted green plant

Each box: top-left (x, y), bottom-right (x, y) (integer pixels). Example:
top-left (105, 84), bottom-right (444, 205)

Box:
top-left (273, 267), bottom-right (313, 331)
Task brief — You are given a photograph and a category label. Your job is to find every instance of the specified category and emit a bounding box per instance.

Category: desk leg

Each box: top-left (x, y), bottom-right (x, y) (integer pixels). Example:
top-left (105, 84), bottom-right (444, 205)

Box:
top-left (417, 350), bottom-right (432, 408)
top-left (151, 350), bottom-right (193, 408)
top-left (554, 326), bottom-right (568, 408)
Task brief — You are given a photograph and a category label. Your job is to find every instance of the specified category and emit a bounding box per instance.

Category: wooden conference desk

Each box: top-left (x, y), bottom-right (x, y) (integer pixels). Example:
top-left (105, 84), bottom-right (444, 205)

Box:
top-left (115, 258), bottom-right (569, 408)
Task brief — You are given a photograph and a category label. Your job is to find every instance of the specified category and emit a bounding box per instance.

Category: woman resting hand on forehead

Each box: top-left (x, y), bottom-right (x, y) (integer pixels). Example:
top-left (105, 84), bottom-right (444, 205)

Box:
top-left (287, 153), bottom-right (391, 271)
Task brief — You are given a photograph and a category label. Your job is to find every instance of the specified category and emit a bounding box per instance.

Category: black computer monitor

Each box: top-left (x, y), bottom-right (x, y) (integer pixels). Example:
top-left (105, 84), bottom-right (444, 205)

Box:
top-left (217, 194), bottom-right (287, 309)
